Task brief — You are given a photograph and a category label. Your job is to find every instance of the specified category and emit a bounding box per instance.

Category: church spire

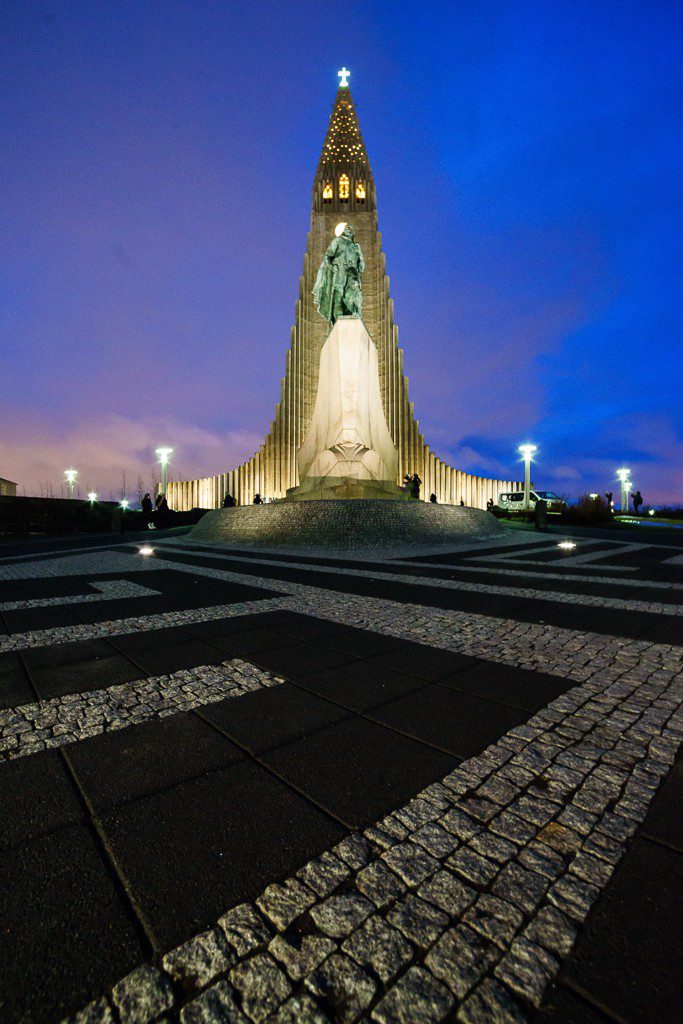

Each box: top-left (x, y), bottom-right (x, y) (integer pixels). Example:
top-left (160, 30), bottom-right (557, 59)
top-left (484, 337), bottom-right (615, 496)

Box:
top-left (313, 70), bottom-right (375, 214)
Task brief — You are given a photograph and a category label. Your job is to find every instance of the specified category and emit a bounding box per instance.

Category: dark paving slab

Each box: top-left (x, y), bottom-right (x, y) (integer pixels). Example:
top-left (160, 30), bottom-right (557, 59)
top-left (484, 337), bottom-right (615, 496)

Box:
top-left (534, 984), bottom-right (616, 1023)
top-left (367, 683), bottom-right (527, 758)
top-left (99, 760), bottom-right (345, 949)
top-left (24, 639), bottom-right (142, 699)
top-left (0, 652), bottom-right (34, 708)
top-left (0, 823), bottom-right (147, 1024)
top-left (65, 713), bottom-right (245, 811)
top-left (439, 661), bottom-right (574, 713)
top-left (273, 612), bottom-right (358, 642)
top-left (198, 682), bottom-right (350, 754)
top-left (639, 757), bottom-right (683, 852)
top-left (0, 750), bottom-right (84, 848)
top-left (106, 630), bottom-right (227, 675)
top-left (184, 609), bottom-right (309, 640)
top-left (260, 715), bottom-right (458, 828)
top-left (0, 577), bottom-right (98, 602)
top-left (3, 603), bottom-right (84, 633)
top-left (636, 615), bottom-right (682, 645)
top-left (294, 659), bottom-right (430, 712)
top-left (367, 642), bottom-right (482, 682)
top-left (238, 638), bottom-right (360, 680)
top-left (559, 837), bottom-right (682, 1023)
top-left (206, 624), bottom-right (303, 658)
top-left (318, 625), bottom-right (408, 659)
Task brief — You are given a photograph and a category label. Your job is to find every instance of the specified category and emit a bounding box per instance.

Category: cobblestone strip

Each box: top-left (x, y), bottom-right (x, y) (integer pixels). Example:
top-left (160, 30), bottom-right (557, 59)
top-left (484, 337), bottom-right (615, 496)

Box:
top-left (0, 659), bottom-right (284, 762)
top-left (161, 544), bottom-right (681, 613)
top-left (0, 549), bottom-right (172, 580)
top-left (63, 650), bottom-right (682, 1024)
top-left (0, 579), bottom-right (160, 611)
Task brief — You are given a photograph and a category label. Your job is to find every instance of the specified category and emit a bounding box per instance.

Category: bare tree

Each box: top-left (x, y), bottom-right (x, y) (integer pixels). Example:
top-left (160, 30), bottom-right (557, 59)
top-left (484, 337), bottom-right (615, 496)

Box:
top-left (136, 475), bottom-right (145, 506)
top-left (150, 469), bottom-right (161, 497)
top-left (120, 471), bottom-right (127, 501)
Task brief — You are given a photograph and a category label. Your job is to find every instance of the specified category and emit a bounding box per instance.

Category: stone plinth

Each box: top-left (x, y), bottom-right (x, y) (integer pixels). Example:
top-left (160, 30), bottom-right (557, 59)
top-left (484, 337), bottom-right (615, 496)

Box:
top-left (190, 500), bottom-right (505, 553)
top-left (289, 317), bottom-right (401, 501)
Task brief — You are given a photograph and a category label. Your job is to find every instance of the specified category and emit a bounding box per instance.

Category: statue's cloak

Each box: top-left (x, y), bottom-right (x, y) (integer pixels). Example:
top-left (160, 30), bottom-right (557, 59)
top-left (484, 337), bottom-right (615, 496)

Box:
top-left (313, 233), bottom-right (365, 324)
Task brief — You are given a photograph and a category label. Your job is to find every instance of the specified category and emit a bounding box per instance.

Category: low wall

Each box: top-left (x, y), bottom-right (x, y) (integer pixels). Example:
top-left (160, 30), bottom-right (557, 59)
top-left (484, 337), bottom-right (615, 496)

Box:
top-left (190, 499), bottom-right (505, 552)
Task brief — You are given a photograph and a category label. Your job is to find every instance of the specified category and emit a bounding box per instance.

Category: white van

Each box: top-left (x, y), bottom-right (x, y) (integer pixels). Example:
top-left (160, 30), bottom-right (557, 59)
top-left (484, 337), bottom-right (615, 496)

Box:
top-left (497, 490), bottom-right (566, 514)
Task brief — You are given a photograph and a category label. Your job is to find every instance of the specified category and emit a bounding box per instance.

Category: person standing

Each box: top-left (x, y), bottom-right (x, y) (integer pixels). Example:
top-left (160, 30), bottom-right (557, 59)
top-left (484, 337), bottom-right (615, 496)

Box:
top-left (632, 490), bottom-right (643, 515)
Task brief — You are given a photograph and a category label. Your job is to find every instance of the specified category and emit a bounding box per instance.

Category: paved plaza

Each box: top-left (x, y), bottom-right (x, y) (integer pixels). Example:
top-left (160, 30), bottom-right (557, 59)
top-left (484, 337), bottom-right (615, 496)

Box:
top-left (0, 527), bottom-right (681, 1023)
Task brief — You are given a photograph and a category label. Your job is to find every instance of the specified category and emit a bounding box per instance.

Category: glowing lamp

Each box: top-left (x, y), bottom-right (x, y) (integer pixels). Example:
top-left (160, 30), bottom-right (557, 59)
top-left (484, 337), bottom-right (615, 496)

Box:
top-left (64, 468), bottom-right (78, 499)
top-left (337, 66), bottom-right (350, 88)
top-left (616, 467), bottom-right (630, 482)
top-left (156, 446), bottom-right (173, 494)
top-left (648, 509), bottom-right (655, 516)
top-left (120, 499), bottom-right (130, 509)
top-left (87, 491), bottom-right (98, 503)
top-left (558, 541), bottom-right (576, 550)
top-left (138, 545), bottom-right (154, 556)
top-left (518, 444), bottom-right (538, 459)
top-left (589, 493), bottom-right (598, 500)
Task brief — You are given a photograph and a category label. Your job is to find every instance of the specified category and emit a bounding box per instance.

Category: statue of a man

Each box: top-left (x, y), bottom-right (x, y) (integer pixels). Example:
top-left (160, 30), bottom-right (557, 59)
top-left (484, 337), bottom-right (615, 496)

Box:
top-left (312, 223), bottom-right (365, 325)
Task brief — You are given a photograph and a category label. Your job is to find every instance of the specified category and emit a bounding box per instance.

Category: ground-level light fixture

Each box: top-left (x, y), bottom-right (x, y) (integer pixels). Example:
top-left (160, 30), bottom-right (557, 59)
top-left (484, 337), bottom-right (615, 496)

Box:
top-left (64, 468), bottom-right (78, 498)
top-left (648, 509), bottom-right (655, 516)
top-left (138, 545), bottom-right (155, 556)
top-left (87, 491), bottom-right (98, 503)
top-left (558, 541), bottom-right (577, 550)
top-left (156, 446), bottom-right (174, 494)
top-left (518, 444), bottom-right (537, 510)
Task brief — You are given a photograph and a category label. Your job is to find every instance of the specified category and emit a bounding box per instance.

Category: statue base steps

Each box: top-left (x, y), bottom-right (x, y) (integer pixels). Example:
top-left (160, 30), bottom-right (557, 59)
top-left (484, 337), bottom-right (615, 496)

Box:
top-left (190, 500), bottom-right (505, 554)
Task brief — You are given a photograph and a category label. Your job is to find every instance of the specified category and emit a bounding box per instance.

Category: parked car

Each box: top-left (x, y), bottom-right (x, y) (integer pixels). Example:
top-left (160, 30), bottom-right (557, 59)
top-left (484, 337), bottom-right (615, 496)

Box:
top-left (497, 490), bottom-right (567, 515)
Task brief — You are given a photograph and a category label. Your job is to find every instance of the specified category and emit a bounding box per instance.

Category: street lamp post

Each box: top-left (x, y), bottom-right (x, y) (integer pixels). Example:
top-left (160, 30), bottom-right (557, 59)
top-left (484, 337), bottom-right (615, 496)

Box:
top-left (518, 445), bottom-right (537, 511)
top-left (64, 469), bottom-right (78, 499)
top-left (87, 491), bottom-right (97, 504)
top-left (155, 447), bottom-right (173, 495)
top-left (616, 468), bottom-right (630, 513)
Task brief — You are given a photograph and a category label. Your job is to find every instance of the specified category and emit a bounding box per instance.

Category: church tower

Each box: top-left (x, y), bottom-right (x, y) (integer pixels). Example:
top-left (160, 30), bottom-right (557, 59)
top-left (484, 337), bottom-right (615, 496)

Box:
top-left (167, 72), bottom-right (519, 510)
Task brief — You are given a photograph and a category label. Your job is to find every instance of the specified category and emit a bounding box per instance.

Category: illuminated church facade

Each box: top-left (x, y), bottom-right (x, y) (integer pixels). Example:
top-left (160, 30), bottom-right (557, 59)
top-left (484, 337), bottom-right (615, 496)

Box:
top-left (167, 71), bottom-right (520, 509)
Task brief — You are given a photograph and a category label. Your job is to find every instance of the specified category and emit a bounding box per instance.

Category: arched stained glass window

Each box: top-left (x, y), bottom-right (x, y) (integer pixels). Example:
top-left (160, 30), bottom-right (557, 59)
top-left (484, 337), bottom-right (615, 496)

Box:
top-left (339, 174), bottom-right (350, 202)
top-left (322, 181), bottom-right (333, 203)
top-left (355, 181), bottom-right (366, 203)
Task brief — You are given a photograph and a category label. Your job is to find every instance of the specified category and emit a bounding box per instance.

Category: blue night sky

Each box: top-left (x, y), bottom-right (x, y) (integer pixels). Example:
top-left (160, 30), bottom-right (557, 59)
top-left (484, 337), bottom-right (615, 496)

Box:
top-left (1, 1), bottom-right (681, 502)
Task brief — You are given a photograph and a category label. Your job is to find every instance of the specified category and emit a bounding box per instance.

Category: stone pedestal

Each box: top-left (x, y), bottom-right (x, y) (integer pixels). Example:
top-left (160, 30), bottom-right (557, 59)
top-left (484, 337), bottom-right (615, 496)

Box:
top-left (287, 317), bottom-right (403, 501)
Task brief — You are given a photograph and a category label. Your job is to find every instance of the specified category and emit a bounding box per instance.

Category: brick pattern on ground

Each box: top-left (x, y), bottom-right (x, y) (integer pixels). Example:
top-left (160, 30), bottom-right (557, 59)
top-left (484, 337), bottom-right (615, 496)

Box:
top-left (0, 659), bottom-right (284, 761)
top-left (63, 659), bottom-right (682, 1024)
top-left (161, 545), bottom-right (683, 613)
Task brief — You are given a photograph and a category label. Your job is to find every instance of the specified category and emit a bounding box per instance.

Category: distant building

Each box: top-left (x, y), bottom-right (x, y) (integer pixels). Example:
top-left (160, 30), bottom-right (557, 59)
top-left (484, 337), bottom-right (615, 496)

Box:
top-left (0, 478), bottom-right (17, 496)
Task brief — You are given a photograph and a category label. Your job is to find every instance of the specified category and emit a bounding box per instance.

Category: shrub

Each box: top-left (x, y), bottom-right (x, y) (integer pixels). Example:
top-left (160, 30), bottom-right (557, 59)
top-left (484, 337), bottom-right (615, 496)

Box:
top-left (562, 493), bottom-right (613, 525)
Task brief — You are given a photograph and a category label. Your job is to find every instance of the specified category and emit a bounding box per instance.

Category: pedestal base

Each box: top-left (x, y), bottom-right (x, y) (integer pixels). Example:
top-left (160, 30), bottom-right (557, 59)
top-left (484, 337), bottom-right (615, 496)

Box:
top-left (190, 500), bottom-right (505, 553)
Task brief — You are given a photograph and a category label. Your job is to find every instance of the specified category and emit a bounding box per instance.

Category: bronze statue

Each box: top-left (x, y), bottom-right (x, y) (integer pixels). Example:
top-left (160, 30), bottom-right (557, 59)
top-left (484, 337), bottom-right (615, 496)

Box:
top-left (312, 223), bottom-right (365, 325)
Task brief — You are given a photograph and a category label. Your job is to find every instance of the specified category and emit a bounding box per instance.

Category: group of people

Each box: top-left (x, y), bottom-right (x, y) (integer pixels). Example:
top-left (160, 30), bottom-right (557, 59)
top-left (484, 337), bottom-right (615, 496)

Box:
top-left (141, 491), bottom-right (170, 527)
top-left (403, 473), bottom-right (422, 499)
top-left (603, 490), bottom-right (644, 514)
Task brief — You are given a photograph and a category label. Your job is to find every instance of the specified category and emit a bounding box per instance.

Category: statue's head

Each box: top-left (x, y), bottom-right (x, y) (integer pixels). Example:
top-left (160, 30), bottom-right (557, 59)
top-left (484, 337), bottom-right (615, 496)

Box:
top-left (342, 223), bottom-right (355, 240)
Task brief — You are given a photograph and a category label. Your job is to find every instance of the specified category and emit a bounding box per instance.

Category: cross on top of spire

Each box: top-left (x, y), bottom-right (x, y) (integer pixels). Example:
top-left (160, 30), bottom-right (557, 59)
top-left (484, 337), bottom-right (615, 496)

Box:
top-left (337, 66), bottom-right (350, 88)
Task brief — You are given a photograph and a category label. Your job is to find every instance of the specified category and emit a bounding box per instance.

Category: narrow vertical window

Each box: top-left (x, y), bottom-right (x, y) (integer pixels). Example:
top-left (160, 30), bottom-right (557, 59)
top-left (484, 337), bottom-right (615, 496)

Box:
top-left (339, 174), bottom-right (349, 202)
top-left (355, 181), bottom-right (366, 203)
top-left (322, 181), bottom-right (333, 203)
